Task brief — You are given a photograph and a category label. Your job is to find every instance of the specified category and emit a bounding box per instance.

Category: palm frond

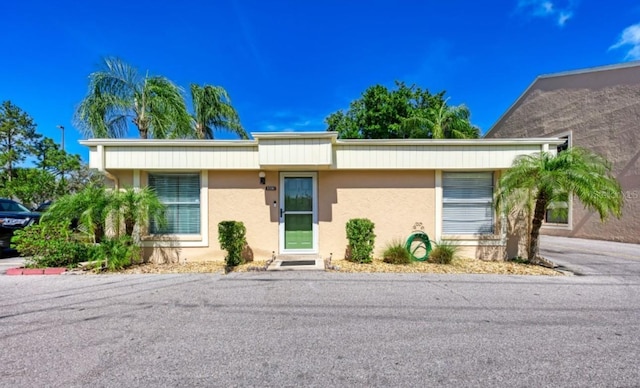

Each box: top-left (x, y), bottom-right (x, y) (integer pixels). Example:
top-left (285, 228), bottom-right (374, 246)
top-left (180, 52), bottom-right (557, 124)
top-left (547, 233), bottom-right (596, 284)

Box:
top-left (190, 84), bottom-right (247, 139)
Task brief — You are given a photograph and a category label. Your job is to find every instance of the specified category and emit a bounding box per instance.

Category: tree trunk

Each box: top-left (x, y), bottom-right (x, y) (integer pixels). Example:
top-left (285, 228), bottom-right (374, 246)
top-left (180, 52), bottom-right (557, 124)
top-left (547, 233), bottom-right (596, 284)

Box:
top-left (95, 224), bottom-right (105, 244)
top-left (528, 191), bottom-right (549, 262)
top-left (195, 122), bottom-right (204, 139)
top-left (6, 134), bottom-right (12, 182)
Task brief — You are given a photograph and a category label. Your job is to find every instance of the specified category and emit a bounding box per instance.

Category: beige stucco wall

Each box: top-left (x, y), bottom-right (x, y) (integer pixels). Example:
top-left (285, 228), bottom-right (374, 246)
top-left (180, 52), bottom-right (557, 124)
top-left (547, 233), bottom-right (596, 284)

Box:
top-left (318, 170), bottom-right (436, 259)
top-left (120, 168), bottom-right (507, 262)
top-left (488, 65), bottom-right (640, 244)
top-left (208, 170), bottom-right (279, 260)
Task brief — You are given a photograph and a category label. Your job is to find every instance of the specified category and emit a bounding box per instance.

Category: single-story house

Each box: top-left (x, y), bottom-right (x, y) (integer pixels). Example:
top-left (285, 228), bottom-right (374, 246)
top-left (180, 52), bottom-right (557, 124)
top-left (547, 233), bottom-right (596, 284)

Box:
top-left (81, 132), bottom-right (564, 262)
top-left (486, 62), bottom-right (640, 244)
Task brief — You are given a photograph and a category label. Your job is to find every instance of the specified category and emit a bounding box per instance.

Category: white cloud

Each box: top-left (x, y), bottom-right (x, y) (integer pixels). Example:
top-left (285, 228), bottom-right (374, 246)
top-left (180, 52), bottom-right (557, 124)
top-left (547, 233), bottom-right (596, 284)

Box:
top-left (517, 0), bottom-right (576, 26)
top-left (610, 23), bottom-right (640, 60)
top-left (259, 111), bottom-right (326, 132)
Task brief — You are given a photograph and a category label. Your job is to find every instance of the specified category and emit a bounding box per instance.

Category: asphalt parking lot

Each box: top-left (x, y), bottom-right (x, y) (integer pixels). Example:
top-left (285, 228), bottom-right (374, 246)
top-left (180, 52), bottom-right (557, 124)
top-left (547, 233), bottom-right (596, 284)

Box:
top-left (0, 237), bottom-right (638, 387)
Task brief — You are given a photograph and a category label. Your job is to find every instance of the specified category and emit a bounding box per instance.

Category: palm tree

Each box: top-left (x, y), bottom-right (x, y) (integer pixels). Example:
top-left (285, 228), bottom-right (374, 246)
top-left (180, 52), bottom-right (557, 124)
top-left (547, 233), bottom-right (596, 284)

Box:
top-left (496, 148), bottom-right (623, 262)
top-left (43, 185), bottom-right (112, 243)
top-left (108, 187), bottom-right (166, 242)
top-left (75, 57), bottom-right (192, 139)
top-left (401, 99), bottom-right (479, 139)
top-left (190, 84), bottom-right (247, 139)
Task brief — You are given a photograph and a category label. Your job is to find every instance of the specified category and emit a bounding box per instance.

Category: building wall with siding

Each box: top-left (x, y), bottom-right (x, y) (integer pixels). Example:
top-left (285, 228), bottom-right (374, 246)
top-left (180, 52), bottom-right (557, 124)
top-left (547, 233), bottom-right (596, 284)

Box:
top-left (487, 63), bottom-right (640, 244)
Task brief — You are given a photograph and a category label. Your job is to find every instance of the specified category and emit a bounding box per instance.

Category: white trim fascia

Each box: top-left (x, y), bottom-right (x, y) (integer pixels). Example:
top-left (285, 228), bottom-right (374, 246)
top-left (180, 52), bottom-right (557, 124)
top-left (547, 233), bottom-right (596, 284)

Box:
top-left (434, 170), bottom-right (442, 242)
top-left (97, 144), bottom-right (105, 171)
top-left (200, 170), bottom-right (209, 247)
top-left (336, 138), bottom-right (566, 146)
top-left (253, 132), bottom-right (338, 141)
top-left (79, 139), bottom-right (257, 147)
top-left (133, 170), bottom-right (140, 188)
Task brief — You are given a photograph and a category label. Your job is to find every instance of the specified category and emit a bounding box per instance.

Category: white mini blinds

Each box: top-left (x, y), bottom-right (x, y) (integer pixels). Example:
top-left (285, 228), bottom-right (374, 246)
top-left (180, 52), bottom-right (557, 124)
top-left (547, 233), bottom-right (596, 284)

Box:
top-left (442, 172), bottom-right (494, 234)
top-left (148, 173), bottom-right (201, 234)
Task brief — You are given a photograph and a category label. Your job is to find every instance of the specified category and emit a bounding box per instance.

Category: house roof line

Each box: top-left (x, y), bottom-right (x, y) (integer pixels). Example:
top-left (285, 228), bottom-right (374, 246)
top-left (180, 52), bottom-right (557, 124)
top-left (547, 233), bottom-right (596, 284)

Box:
top-left (79, 139), bottom-right (259, 147)
top-left (484, 61), bottom-right (640, 138)
top-left (80, 137), bottom-right (565, 147)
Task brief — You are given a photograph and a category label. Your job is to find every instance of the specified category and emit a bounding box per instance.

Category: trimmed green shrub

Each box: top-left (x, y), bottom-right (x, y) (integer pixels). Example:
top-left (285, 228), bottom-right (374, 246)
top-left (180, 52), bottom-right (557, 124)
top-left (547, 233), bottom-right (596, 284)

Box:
top-left (345, 218), bottom-right (375, 263)
top-left (382, 239), bottom-right (412, 265)
top-left (429, 240), bottom-right (459, 265)
top-left (12, 221), bottom-right (86, 268)
top-left (218, 221), bottom-right (247, 267)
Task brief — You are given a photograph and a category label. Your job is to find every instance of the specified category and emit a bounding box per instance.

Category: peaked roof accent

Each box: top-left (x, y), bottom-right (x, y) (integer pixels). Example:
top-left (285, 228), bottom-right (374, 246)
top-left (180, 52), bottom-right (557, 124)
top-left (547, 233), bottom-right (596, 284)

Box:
top-left (485, 61), bottom-right (640, 138)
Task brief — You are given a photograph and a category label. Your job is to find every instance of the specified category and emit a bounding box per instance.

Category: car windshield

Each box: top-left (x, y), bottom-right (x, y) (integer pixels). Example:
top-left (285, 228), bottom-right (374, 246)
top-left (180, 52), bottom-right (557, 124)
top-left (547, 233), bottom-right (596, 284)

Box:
top-left (0, 201), bottom-right (30, 212)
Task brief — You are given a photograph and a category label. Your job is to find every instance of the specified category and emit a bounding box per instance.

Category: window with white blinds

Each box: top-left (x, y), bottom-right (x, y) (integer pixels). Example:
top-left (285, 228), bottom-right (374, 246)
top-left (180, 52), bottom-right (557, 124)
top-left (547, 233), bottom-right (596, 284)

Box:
top-left (148, 173), bottom-right (201, 234)
top-left (442, 172), bottom-right (494, 234)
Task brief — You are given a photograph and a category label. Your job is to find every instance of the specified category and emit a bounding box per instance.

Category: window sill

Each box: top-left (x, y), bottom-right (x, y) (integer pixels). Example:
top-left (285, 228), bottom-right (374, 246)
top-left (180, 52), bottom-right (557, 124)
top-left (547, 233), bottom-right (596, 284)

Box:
top-left (542, 223), bottom-right (571, 230)
top-left (141, 234), bottom-right (207, 248)
top-left (441, 234), bottom-right (505, 246)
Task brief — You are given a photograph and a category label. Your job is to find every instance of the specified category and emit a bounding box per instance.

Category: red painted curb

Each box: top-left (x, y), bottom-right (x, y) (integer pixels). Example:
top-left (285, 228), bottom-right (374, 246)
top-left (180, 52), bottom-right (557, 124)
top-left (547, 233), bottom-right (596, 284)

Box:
top-left (22, 269), bottom-right (45, 275)
top-left (44, 268), bottom-right (66, 275)
top-left (6, 268), bottom-right (23, 275)
top-left (5, 267), bottom-right (67, 275)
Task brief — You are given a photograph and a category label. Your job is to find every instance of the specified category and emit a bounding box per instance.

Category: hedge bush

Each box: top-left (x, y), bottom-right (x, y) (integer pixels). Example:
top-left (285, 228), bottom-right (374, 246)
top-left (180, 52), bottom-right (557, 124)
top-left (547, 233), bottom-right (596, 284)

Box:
top-left (345, 218), bottom-right (375, 263)
top-left (12, 221), bottom-right (85, 268)
top-left (218, 221), bottom-right (247, 267)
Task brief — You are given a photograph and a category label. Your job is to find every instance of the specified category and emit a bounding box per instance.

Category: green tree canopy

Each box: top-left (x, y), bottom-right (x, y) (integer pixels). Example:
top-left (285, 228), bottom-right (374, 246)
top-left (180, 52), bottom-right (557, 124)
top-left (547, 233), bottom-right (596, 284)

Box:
top-left (325, 82), bottom-right (479, 139)
top-left (75, 57), bottom-right (192, 139)
top-left (496, 147), bottom-right (623, 262)
top-left (0, 103), bottom-right (100, 206)
top-left (0, 101), bottom-right (41, 181)
top-left (33, 137), bottom-right (82, 179)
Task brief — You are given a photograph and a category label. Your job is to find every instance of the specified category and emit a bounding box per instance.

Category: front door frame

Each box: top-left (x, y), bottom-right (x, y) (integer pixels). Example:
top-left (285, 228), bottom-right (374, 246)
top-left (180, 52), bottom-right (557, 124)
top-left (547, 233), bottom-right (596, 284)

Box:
top-left (279, 172), bottom-right (318, 254)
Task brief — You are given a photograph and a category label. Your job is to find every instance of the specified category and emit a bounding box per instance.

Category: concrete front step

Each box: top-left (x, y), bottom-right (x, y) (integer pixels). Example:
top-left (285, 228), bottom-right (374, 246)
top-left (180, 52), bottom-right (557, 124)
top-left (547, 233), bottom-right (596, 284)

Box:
top-left (267, 255), bottom-right (325, 271)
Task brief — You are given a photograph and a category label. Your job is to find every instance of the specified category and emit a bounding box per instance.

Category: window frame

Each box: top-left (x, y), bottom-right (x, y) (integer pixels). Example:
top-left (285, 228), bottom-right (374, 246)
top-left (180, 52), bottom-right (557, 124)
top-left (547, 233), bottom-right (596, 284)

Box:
top-left (442, 171), bottom-right (495, 236)
top-left (543, 132), bottom-right (572, 229)
top-left (142, 170), bottom-right (208, 247)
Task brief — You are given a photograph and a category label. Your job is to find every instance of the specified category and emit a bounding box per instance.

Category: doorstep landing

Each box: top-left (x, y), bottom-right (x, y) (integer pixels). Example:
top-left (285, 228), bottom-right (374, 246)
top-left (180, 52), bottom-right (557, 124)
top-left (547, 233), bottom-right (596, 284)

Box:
top-left (267, 255), bottom-right (325, 271)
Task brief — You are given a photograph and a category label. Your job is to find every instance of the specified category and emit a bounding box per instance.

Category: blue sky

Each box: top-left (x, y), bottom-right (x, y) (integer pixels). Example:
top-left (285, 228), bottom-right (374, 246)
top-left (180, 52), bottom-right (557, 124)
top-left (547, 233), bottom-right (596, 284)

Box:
top-left (2, 0), bottom-right (640, 162)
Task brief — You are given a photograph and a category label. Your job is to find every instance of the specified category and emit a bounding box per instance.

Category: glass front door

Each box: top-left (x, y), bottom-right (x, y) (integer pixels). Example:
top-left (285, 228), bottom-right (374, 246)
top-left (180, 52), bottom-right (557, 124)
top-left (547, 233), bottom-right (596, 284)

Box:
top-left (280, 173), bottom-right (317, 252)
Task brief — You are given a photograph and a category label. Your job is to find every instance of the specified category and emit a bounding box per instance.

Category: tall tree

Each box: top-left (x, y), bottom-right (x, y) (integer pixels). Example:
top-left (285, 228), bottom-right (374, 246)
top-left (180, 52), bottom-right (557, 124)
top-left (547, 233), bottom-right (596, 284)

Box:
top-left (325, 82), bottom-right (479, 139)
top-left (0, 101), bottom-right (41, 181)
top-left (402, 98), bottom-right (480, 139)
top-left (33, 137), bottom-right (82, 179)
top-left (190, 84), bottom-right (247, 139)
top-left (496, 148), bottom-right (623, 262)
top-left (75, 57), bottom-right (192, 139)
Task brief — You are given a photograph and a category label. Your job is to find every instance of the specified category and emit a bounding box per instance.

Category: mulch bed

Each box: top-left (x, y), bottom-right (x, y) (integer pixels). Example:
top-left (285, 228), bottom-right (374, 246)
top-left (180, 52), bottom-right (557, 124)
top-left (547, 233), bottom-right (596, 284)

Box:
top-left (113, 257), bottom-right (561, 276)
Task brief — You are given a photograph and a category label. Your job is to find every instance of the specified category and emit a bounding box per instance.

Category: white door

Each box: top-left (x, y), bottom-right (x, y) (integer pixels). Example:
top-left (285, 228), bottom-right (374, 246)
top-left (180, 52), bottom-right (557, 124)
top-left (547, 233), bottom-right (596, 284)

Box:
top-left (279, 172), bottom-right (318, 254)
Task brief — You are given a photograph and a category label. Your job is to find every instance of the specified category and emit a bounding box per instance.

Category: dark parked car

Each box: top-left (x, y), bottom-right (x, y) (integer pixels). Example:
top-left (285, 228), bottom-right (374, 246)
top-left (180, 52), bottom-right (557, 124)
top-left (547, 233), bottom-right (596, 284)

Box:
top-left (0, 199), bottom-right (41, 258)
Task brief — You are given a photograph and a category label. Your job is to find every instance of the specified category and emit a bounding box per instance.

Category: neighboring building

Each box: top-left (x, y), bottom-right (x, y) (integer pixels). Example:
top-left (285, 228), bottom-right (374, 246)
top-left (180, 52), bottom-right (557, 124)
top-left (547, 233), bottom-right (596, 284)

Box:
top-left (81, 133), bottom-right (562, 262)
top-left (486, 62), bottom-right (640, 244)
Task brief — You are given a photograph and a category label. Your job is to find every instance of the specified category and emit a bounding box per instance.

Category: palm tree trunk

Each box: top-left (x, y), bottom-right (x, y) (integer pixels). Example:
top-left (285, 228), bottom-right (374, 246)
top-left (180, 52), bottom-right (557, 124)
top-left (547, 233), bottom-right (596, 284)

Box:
top-left (528, 191), bottom-right (549, 262)
top-left (95, 224), bottom-right (105, 244)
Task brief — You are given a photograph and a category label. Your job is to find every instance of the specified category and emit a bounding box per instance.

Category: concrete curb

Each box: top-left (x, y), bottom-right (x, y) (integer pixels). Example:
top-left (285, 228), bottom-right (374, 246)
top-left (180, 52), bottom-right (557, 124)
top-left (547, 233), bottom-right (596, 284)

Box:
top-left (6, 267), bottom-right (66, 275)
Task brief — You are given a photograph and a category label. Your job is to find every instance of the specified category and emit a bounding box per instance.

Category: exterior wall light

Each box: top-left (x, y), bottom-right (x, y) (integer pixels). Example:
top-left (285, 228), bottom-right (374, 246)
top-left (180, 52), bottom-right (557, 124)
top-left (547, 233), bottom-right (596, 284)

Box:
top-left (259, 171), bottom-right (266, 185)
